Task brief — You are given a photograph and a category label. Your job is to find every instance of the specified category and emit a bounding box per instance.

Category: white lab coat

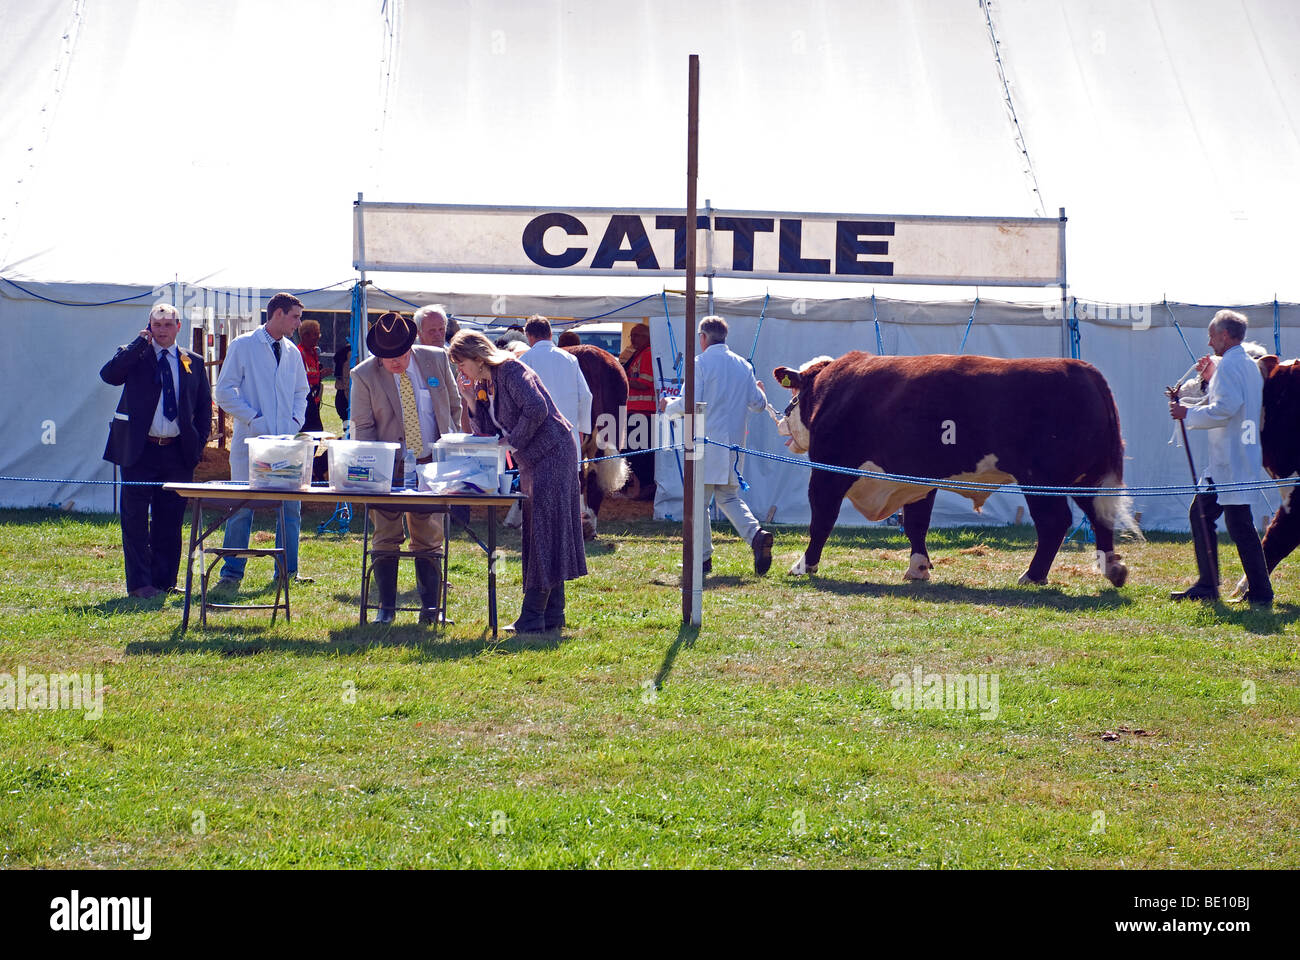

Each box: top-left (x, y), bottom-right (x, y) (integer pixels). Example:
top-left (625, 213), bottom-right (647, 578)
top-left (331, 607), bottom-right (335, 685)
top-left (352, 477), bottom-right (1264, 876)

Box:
top-left (665, 342), bottom-right (766, 486)
top-left (1182, 342), bottom-right (1264, 506)
top-left (520, 339), bottom-right (592, 456)
top-left (215, 326), bottom-right (309, 480)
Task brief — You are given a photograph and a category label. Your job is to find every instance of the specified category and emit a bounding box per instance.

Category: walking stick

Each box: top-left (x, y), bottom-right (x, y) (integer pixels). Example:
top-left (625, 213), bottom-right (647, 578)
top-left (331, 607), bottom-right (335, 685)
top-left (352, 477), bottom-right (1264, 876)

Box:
top-left (1166, 384), bottom-right (1219, 585)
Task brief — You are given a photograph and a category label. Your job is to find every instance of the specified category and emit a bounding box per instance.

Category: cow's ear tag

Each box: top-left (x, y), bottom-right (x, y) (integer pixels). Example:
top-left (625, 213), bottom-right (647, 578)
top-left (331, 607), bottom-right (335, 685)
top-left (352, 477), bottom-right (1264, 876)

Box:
top-left (427, 377), bottom-right (440, 388)
top-left (781, 375), bottom-right (792, 388)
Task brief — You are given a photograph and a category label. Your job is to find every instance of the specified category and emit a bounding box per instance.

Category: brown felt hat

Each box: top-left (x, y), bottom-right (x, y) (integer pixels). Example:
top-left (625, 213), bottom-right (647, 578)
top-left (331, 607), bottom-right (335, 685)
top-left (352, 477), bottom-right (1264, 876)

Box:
top-left (366, 312), bottom-right (417, 358)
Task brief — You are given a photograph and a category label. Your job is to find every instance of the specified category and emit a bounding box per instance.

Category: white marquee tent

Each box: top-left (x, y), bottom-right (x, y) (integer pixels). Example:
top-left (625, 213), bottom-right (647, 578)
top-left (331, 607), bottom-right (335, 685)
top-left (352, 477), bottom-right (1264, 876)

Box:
top-left (2, 1), bottom-right (1299, 532)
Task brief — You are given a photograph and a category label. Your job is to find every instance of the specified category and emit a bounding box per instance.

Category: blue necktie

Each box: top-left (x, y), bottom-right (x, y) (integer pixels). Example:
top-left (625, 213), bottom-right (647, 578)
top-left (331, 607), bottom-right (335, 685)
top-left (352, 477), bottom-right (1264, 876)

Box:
top-left (157, 350), bottom-right (178, 422)
top-left (272, 339), bottom-right (281, 365)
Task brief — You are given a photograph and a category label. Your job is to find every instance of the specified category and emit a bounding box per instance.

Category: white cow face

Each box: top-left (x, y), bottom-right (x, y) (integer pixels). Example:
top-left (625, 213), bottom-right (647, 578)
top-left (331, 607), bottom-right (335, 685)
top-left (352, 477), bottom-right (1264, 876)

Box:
top-left (773, 358), bottom-right (830, 455)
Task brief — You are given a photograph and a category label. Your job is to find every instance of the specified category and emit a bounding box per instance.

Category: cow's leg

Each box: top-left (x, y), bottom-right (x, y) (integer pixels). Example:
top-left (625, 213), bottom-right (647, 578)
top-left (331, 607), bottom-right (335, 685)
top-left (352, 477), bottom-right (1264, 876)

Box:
top-left (901, 489), bottom-right (937, 580)
top-left (1262, 499), bottom-right (1300, 573)
top-left (586, 466), bottom-right (605, 518)
top-left (1071, 494), bottom-right (1128, 587)
top-left (1020, 494), bottom-right (1072, 585)
top-left (790, 470), bottom-right (855, 575)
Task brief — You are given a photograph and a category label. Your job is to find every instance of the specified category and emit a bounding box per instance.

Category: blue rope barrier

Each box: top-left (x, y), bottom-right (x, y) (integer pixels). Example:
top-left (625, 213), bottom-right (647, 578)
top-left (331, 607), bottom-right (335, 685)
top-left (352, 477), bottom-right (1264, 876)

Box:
top-left (696, 438), bottom-right (1297, 497)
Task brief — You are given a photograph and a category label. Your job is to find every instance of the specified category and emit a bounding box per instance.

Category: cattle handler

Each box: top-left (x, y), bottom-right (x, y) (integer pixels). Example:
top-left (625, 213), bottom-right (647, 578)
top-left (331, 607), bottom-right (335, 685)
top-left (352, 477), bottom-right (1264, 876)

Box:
top-left (661, 315), bottom-right (775, 576)
top-left (1168, 309), bottom-right (1273, 609)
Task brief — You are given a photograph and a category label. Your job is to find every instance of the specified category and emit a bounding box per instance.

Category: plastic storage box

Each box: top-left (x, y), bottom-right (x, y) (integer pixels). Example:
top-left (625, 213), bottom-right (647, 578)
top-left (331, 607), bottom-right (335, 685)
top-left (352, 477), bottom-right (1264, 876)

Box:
top-left (246, 436), bottom-right (314, 491)
top-left (327, 439), bottom-right (399, 493)
top-left (434, 434), bottom-right (507, 482)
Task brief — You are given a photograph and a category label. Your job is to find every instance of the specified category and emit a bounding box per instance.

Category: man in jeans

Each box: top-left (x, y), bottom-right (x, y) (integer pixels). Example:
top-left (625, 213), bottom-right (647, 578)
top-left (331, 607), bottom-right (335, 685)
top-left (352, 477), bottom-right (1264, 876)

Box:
top-left (213, 292), bottom-right (310, 590)
top-left (1169, 309), bottom-right (1273, 608)
top-left (662, 315), bottom-right (774, 576)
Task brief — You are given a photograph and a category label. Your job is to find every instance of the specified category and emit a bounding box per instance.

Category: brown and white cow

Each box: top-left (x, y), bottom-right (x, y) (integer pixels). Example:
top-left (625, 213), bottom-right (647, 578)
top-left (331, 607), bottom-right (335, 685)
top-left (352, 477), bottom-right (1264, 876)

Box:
top-left (772, 352), bottom-right (1133, 587)
top-left (1237, 355), bottom-right (1300, 592)
top-left (564, 343), bottom-right (629, 539)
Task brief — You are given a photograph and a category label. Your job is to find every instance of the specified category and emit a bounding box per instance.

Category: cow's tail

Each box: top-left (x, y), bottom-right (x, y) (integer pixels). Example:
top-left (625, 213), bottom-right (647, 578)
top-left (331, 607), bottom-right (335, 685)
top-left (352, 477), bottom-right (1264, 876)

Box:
top-left (1092, 378), bottom-right (1143, 540)
top-left (594, 438), bottom-right (629, 493)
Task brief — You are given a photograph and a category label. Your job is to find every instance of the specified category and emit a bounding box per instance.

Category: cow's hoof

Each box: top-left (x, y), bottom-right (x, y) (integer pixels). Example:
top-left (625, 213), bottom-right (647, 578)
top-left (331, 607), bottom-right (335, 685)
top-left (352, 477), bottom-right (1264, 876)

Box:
top-left (903, 553), bottom-right (931, 581)
top-left (788, 556), bottom-right (817, 576)
top-left (1230, 575), bottom-right (1249, 599)
top-left (1105, 557), bottom-right (1128, 588)
top-left (1017, 572), bottom-right (1048, 586)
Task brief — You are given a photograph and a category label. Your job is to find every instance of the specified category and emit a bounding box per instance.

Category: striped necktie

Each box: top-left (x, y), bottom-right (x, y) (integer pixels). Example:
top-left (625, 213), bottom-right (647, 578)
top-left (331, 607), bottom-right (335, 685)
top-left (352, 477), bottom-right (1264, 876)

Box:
top-left (398, 370), bottom-right (424, 459)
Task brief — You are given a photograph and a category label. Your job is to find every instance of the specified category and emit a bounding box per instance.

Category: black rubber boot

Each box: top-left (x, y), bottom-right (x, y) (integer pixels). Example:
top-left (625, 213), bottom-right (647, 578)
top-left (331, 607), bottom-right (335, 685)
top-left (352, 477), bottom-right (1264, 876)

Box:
top-left (371, 557), bottom-right (398, 624)
top-left (415, 557), bottom-right (443, 625)
top-left (544, 582), bottom-right (566, 631)
top-left (507, 588), bottom-right (549, 634)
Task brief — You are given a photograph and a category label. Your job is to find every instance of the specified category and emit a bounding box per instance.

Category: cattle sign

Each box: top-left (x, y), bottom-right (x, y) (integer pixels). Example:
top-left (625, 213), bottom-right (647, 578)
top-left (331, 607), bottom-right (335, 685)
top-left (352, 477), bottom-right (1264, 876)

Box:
top-left (353, 202), bottom-right (1065, 287)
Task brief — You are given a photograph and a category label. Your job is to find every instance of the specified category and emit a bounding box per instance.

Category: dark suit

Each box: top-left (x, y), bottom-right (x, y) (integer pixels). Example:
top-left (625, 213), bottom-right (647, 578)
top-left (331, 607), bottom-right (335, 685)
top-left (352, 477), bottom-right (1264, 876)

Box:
top-left (100, 337), bottom-right (212, 592)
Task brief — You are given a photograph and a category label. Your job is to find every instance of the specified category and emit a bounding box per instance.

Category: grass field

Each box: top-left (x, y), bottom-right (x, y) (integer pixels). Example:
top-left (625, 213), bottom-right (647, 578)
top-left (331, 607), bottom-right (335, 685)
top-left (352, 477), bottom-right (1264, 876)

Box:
top-left (1, 499), bottom-right (1296, 869)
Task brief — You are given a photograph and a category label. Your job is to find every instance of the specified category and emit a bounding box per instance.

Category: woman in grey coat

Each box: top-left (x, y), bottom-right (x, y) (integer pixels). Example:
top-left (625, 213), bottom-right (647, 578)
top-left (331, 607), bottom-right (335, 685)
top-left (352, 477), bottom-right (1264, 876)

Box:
top-left (449, 331), bottom-right (588, 632)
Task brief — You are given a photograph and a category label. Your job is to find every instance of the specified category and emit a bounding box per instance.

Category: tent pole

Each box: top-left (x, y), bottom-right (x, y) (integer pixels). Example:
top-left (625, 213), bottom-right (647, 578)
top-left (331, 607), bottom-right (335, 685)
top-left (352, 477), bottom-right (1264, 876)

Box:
top-left (682, 55), bottom-right (702, 627)
top-left (705, 197), bottom-right (714, 315)
top-left (355, 192), bottom-right (369, 367)
top-left (1058, 206), bottom-right (1068, 359)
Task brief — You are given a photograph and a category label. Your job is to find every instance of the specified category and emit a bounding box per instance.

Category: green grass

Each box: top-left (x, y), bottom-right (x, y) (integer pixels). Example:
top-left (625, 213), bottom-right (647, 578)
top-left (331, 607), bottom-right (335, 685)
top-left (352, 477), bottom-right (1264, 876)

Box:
top-left (0, 505), bottom-right (1296, 869)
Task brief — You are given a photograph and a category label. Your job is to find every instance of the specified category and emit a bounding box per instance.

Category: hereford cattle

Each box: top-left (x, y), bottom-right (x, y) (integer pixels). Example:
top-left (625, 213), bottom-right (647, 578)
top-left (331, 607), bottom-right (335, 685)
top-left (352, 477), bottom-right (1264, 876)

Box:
top-left (772, 352), bottom-right (1133, 587)
top-left (1231, 355), bottom-right (1300, 593)
top-left (564, 344), bottom-right (629, 539)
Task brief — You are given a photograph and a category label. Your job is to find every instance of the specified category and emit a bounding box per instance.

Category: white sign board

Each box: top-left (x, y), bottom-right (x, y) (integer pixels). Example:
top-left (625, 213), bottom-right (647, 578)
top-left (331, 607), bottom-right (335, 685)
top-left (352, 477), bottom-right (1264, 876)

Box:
top-left (355, 202), bottom-right (1064, 287)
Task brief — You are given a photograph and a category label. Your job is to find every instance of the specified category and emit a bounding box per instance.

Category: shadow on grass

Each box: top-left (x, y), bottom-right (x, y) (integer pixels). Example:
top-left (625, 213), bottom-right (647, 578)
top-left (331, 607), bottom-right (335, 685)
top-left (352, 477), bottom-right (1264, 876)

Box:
top-left (792, 575), bottom-right (1135, 612)
top-left (123, 620), bottom-right (571, 662)
top-left (654, 623), bottom-right (699, 690)
top-left (1208, 602), bottom-right (1298, 635)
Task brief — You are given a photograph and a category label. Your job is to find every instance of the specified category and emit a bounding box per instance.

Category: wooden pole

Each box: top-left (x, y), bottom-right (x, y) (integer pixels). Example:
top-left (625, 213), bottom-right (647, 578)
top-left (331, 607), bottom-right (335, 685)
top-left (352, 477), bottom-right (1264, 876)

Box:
top-left (682, 54), bottom-right (700, 626)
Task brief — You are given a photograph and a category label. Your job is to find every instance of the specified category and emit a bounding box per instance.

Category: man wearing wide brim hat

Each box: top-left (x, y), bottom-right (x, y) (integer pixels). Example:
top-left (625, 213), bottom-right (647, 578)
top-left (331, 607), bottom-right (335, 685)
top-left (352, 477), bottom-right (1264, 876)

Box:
top-left (350, 312), bottom-right (463, 623)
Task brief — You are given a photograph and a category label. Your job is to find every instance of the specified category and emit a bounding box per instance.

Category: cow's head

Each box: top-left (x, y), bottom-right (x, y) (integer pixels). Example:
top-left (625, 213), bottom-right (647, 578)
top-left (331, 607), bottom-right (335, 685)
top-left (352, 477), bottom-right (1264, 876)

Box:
top-left (772, 356), bottom-right (834, 454)
top-left (1259, 355), bottom-right (1300, 478)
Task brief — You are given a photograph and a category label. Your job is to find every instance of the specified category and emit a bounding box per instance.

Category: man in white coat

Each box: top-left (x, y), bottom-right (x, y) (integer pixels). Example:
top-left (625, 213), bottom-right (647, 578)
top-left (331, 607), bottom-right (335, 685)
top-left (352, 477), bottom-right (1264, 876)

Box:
top-left (1169, 309), bottom-right (1272, 608)
top-left (213, 292), bottom-right (310, 589)
top-left (662, 315), bottom-right (774, 576)
top-left (519, 315), bottom-right (591, 458)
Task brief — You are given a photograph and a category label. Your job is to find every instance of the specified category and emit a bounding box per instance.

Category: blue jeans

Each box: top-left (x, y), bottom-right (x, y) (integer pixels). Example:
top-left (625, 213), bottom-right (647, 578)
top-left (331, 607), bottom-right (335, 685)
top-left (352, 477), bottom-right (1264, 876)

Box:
top-left (220, 501), bottom-right (301, 580)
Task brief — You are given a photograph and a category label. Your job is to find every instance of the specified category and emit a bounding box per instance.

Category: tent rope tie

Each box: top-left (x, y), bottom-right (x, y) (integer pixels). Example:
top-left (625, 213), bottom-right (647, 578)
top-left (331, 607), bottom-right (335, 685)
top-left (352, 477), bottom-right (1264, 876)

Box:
top-left (0, 277), bottom-right (157, 307)
top-left (661, 290), bottom-right (682, 380)
top-left (1165, 300), bottom-right (1199, 364)
top-left (747, 290), bottom-right (770, 364)
top-left (957, 297), bottom-right (979, 354)
top-left (872, 293), bottom-right (885, 355)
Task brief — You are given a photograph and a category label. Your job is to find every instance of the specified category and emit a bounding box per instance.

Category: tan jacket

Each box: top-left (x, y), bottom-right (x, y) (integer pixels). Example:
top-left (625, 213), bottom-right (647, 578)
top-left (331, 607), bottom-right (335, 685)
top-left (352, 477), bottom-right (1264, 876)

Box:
top-left (350, 346), bottom-right (463, 472)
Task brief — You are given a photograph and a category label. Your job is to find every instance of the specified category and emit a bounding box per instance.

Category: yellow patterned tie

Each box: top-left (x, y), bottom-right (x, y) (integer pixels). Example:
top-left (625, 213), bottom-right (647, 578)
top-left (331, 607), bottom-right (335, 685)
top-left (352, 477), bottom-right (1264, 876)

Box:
top-left (398, 371), bottom-right (425, 459)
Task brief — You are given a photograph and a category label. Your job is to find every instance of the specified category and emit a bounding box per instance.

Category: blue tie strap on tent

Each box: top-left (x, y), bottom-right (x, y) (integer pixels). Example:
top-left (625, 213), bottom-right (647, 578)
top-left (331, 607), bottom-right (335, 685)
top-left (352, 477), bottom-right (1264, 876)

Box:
top-left (957, 297), bottom-right (979, 354)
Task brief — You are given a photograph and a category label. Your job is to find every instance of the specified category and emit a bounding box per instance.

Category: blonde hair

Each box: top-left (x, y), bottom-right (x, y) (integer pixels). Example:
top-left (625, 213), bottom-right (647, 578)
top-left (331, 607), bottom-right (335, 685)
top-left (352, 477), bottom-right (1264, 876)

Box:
top-left (448, 330), bottom-right (513, 367)
top-left (298, 318), bottom-right (321, 338)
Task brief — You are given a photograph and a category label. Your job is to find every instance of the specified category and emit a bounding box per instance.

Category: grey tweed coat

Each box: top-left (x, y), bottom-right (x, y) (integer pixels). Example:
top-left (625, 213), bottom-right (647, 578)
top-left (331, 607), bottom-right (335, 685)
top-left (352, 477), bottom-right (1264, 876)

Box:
top-left (472, 358), bottom-right (588, 590)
